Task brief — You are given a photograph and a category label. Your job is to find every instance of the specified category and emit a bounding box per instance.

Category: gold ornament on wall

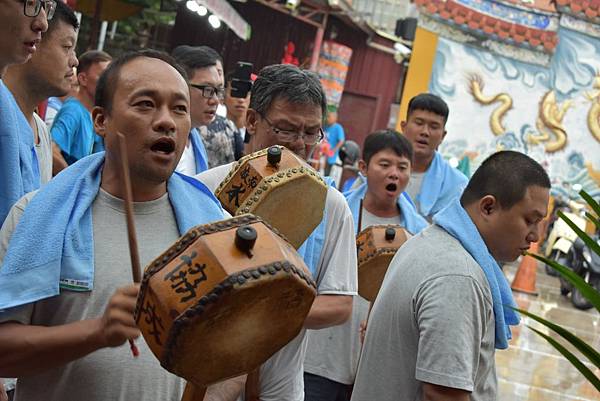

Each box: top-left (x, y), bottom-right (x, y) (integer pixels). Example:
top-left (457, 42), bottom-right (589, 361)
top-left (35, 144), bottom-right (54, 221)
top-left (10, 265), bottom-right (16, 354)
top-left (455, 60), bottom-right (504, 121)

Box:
top-left (584, 72), bottom-right (600, 143)
top-left (467, 73), bottom-right (513, 136)
top-left (528, 91), bottom-right (572, 153)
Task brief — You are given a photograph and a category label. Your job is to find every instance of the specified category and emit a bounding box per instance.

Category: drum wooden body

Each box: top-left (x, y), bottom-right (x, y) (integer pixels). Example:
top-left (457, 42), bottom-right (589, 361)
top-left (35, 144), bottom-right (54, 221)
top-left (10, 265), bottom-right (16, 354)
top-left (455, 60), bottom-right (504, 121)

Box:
top-left (134, 214), bottom-right (317, 387)
top-left (357, 225), bottom-right (408, 302)
top-left (215, 146), bottom-right (327, 249)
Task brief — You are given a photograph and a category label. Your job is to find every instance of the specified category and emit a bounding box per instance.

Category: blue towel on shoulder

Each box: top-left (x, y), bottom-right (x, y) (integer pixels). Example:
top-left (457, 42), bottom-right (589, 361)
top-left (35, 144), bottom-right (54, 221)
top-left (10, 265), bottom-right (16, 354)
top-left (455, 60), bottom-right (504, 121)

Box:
top-left (417, 151), bottom-right (468, 218)
top-left (190, 128), bottom-right (209, 174)
top-left (0, 152), bottom-right (224, 310)
top-left (344, 182), bottom-right (428, 235)
top-left (297, 177), bottom-right (336, 277)
top-left (0, 80), bottom-right (40, 225)
top-left (433, 198), bottom-right (520, 349)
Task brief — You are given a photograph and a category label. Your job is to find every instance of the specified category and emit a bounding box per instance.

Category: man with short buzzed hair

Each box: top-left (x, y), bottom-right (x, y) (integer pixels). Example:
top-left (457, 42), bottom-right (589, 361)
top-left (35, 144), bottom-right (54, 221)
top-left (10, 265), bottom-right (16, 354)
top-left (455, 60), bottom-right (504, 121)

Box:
top-left (351, 151), bottom-right (550, 401)
top-left (0, 50), bottom-right (225, 401)
top-left (401, 93), bottom-right (468, 221)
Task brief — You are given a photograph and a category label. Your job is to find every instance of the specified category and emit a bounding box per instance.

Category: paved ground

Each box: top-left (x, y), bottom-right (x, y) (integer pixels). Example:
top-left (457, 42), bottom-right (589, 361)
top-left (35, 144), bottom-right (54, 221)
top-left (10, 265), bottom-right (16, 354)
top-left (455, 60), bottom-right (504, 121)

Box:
top-left (498, 261), bottom-right (600, 401)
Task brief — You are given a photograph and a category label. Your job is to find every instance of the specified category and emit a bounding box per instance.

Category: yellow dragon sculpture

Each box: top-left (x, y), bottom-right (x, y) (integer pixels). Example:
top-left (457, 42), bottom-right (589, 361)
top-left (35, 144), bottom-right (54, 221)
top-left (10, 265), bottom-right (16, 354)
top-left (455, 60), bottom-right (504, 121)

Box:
top-left (467, 74), bottom-right (572, 152)
top-left (528, 90), bottom-right (572, 153)
top-left (467, 73), bottom-right (513, 136)
top-left (585, 72), bottom-right (600, 143)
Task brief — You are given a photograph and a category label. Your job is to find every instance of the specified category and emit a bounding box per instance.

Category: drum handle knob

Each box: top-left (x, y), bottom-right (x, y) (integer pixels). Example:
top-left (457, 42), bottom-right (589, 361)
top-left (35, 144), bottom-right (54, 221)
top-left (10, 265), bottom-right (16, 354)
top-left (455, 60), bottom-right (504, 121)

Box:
top-left (385, 228), bottom-right (396, 242)
top-left (267, 146), bottom-right (282, 166)
top-left (235, 225), bottom-right (257, 257)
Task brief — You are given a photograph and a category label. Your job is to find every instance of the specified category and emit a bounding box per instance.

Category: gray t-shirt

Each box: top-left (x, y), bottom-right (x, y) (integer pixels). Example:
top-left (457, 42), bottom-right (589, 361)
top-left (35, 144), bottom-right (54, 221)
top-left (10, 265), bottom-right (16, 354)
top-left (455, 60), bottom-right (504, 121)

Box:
top-left (33, 113), bottom-right (52, 185)
top-left (197, 163), bottom-right (358, 401)
top-left (304, 209), bottom-right (409, 385)
top-left (405, 171), bottom-right (424, 207)
top-left (351, 225), bottom-right (496, 401)
top-left (0, 189), bottom-right (186, 401)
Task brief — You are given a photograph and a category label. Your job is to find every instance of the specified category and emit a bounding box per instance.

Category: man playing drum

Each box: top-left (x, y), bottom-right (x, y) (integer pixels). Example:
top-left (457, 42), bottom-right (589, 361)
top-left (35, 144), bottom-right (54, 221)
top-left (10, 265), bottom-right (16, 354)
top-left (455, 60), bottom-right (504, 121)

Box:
top-left (0, 50), bottom-right (226, 401)
top-left (351, 151), bottom-right (550, 401)
top-left (196, 64), bottom-right (357, 401)
top-left (304, 130), bottom-right (428, 400)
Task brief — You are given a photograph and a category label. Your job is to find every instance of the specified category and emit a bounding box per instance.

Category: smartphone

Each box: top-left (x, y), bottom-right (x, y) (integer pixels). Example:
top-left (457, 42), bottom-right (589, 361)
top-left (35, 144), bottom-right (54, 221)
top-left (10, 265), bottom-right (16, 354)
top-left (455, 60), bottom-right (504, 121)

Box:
top-left (230, 61), bottom-right (253, 99)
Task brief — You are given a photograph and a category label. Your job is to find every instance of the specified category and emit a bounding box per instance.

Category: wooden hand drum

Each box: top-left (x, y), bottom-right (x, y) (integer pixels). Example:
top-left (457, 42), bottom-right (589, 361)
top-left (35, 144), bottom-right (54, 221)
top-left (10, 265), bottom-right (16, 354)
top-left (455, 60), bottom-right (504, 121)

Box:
top-left (134, 214), bottom-right (317, 388)
top-left (215, 146), bottom-right (327, 249)
top-left (357, 225), bottom-right (408, 302)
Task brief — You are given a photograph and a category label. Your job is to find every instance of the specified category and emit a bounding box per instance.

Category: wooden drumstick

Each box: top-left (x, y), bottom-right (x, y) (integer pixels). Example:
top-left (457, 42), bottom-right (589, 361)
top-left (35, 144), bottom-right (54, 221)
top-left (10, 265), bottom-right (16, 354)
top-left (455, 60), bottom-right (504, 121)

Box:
top-left (117, 132), bottom-right (141, 357)
top-left (357, 199), bottom-right (363, 233)
top-left (245, 369), bottom-right (260, 401)
top-left (181, 383), bottom-right (206, 401)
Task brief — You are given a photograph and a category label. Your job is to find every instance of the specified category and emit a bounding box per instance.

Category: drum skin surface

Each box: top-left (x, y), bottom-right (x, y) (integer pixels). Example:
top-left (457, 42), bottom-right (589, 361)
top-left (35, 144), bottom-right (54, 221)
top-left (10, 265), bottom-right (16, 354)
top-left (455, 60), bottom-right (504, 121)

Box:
top-left (215, 146), bottom-right (327, 249)
top-left (356, 225), bottom-right (408, 302)
top-left (134, 214), bottom-right (317, 387)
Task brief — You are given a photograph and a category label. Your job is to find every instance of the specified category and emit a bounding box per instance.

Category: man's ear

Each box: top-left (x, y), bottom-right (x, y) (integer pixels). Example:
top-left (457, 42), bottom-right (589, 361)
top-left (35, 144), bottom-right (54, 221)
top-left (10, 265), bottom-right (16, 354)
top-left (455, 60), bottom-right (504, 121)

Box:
top-left (358, 159), bottom-right (367, 176)
top-left (92, 106), bottom-right (107, 138)
top-left (77, 72), bottom-right (87, 87)
top-left (246, 108), bottom-right (258, 136)
top-left (400, 120), bottom-right (407, 133)
top-left (478, 195), bottom-right (498, 220)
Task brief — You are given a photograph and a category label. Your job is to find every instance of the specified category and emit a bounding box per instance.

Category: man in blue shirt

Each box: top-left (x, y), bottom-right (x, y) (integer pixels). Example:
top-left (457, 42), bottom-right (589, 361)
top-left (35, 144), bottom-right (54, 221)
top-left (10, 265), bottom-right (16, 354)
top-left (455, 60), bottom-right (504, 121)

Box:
top-left (324, 106), bottom-right (345, 176)
top-left (51, 50), bottom-right (111, 165)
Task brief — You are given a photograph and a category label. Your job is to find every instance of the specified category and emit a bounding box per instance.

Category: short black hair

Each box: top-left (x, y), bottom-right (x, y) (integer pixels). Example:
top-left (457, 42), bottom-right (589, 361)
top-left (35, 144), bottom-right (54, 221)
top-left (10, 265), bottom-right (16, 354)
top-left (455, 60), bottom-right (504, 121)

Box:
top-left (250, 64), bottom-right (326, 117)
top-left (95, 49), bottom-right (188, 114)
top-left (172, 45), bottom-right (219, 78)
top-left (363, 130), bottom-right (413, 165)
top-left (77, 50), bottom-right (112, 75)
top-left (198, 45), bottom-right (223, 65)
top-left (461, 150), bottom-right (551, 209)
top-left (46, 1), bottom-right (79, 37)
top-left (407, 93), bottom-right (449, 123)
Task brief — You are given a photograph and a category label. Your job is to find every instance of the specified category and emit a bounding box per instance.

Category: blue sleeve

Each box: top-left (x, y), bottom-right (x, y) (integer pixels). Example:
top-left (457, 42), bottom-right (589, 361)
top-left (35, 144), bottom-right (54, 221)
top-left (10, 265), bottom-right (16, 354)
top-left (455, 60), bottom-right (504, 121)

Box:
top-left (50, 107), bottom-right (78, 158)
top-left (336, 123), bottom-right (345, 142)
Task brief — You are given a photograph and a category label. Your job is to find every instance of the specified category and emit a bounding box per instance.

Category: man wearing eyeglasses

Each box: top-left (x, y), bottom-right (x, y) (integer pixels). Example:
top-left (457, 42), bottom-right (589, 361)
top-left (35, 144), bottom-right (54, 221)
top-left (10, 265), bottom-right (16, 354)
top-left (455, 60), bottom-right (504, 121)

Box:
top-left (0, 0), bottom-right (53, 232)
top-left (1, 3), bottom-right (77, 399)
top-left (172, 45), bottom-right (235, 174)
top-left (196, 64), bottom-right (356, 401)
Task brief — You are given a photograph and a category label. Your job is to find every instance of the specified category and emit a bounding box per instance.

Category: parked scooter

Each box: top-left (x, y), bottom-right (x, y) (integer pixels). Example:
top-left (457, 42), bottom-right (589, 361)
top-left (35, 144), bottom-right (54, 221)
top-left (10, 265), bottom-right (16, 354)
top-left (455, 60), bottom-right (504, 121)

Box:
top-left (543, 199), bottom-right (587, 277)
top-left (560, 234), bottom-right (600, 310)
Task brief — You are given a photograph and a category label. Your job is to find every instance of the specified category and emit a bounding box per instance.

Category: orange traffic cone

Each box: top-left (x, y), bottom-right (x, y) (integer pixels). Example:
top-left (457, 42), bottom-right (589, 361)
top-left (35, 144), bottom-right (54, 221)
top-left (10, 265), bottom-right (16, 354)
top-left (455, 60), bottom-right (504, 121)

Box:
top-left (511, 242), bottom-right (540, 296)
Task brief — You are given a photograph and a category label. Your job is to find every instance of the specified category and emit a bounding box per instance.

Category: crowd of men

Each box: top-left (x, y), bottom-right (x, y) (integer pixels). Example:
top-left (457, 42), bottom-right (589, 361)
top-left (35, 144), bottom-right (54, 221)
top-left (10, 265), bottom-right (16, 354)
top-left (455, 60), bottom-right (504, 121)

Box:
top-left (0, 1), bottom-right (551, 401)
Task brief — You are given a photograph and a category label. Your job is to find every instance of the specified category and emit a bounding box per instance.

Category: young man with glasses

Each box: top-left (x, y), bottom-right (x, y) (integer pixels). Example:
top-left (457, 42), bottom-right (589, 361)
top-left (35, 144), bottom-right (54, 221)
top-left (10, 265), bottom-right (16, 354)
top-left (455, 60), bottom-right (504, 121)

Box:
top-left (1, 3), bottom-right (78, 399)
top-left (196, 64), bottom-right (356, 401)
top-left (4, 0), bottom-right (79, 185)
top-left (0, 0), bottom-right (52, 227)
top-left (171, 45), bottom-right (227, 175)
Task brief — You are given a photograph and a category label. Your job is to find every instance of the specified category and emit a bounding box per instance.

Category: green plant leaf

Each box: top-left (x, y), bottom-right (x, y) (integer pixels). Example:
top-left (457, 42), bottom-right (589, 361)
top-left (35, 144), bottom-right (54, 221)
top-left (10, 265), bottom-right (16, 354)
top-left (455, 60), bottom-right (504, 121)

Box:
top-left (528, 253), bottom-right (600, 312)
top-left (580, 190), bottom-right (600, 219)
top-left (515, 308), bottom-right (600, 368)
top-left (557, 210), bottom-right (600, 256)
top-left (527, 326), bottom-right (600, 392)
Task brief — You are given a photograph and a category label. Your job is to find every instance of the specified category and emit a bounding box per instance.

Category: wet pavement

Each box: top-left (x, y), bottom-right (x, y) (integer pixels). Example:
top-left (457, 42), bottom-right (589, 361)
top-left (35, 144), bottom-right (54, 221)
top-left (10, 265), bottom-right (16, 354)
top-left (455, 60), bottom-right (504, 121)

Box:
top-left (498, 262), bottom-right (600, 401)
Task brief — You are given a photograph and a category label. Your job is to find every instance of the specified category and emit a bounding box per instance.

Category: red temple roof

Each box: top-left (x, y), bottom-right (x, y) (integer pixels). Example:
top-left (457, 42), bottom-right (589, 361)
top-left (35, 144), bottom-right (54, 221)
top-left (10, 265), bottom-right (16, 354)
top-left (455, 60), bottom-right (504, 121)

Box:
top-left (416, 0), bottom-right (559, 52)
top-left (556, 0), bottom-right (600, 22)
